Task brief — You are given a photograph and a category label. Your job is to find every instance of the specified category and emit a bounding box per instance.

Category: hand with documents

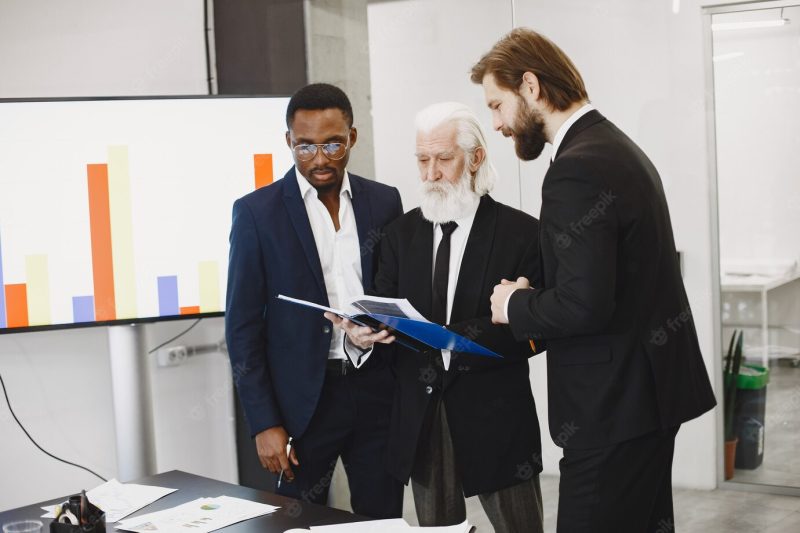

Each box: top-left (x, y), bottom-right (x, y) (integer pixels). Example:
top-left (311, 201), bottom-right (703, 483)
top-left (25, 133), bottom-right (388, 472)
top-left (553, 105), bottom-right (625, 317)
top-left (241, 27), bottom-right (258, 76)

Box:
top-left (277, 294), bottom-right (500, 358)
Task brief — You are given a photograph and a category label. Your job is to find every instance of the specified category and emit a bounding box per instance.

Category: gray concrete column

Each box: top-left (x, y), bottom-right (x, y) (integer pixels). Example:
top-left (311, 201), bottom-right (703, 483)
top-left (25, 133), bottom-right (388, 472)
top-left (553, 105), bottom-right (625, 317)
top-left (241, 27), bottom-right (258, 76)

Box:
top-left (304, 0), bottom-right (376, 178)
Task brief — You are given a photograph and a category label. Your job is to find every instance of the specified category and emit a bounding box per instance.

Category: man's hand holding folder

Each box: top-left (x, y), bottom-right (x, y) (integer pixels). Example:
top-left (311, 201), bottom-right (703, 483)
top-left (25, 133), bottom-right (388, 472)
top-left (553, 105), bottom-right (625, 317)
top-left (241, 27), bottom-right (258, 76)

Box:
top-left (323, 313), bottom-right (396, 350)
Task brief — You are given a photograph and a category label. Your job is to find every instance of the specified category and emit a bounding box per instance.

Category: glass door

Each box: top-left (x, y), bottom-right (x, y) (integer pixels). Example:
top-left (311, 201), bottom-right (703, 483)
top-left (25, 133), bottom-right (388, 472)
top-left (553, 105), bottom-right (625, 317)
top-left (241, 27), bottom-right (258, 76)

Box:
top-left (706, 0), bottom-right (800, 493)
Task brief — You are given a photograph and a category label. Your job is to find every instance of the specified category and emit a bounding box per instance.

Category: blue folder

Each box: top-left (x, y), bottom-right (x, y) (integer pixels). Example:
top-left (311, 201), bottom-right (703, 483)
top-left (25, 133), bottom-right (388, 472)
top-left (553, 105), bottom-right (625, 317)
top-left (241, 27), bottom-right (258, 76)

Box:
top-left (367, 313), bottom-right (501, 358)
top-left (276, 295), bottom-right (501, 358)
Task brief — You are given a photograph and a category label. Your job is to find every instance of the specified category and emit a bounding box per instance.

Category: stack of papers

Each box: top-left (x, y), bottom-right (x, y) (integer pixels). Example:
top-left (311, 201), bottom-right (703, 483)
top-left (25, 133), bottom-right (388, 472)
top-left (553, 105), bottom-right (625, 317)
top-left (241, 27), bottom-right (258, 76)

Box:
top-left (284, 518), bottom-right (473, 533)
top-left (115, 496), bottom-right (279, 533)
top-left (41, 479), bottom-right (177, 522)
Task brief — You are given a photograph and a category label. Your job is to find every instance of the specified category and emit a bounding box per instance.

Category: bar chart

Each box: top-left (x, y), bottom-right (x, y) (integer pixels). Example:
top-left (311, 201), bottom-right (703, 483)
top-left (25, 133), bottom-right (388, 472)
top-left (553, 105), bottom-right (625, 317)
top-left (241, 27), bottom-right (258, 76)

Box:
top-left (0, 97), bottom-right (291, 332)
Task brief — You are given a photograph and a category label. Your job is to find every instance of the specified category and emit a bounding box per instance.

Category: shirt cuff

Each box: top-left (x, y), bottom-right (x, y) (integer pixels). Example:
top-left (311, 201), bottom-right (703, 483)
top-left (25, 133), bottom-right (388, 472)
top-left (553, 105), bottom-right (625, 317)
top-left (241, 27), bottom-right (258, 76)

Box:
top-left (343, 335), bottom-right (373, 368)
top-left (503, 288), bottom-right (518, 324)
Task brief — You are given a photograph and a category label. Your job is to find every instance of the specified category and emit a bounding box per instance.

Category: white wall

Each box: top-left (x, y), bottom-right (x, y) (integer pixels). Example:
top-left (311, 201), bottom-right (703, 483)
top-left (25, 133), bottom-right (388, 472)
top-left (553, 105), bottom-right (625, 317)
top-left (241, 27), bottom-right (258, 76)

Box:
top-left (713, 6), bottom-right (800, 266)
top-left (368, 0), bottom-right (719, 489)
top-left (368, 0), bottom-right (521, 210)
top-left (0, 0), bottom-right (237, 511)
top-left (0, 0), bottom-right (208, 97)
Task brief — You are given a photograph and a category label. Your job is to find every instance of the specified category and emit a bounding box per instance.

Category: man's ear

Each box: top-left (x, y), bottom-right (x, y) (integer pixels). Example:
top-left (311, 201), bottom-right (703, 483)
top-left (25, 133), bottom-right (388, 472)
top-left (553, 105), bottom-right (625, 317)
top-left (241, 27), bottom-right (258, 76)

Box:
top-left (285, 131), bottom-right (292, 148)
top-left (349, 126), bottom-right (358, 149)
top-left (470, 146), bottom-right (486, 174)
top-left (520, 71), bottom-right (541, 105)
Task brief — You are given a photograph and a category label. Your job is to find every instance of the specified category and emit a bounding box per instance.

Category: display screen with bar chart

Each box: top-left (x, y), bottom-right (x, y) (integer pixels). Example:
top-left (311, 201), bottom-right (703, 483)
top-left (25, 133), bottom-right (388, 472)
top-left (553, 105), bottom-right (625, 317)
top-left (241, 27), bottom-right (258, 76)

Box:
top-left (0, 96), bottom-right (292, 333)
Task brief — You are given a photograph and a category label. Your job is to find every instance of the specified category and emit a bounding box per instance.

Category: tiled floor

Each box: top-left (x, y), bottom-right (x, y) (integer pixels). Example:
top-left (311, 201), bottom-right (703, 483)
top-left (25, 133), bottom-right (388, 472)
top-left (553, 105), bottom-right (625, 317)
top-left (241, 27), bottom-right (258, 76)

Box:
top-left (402, 476), bottom-right (800, 532)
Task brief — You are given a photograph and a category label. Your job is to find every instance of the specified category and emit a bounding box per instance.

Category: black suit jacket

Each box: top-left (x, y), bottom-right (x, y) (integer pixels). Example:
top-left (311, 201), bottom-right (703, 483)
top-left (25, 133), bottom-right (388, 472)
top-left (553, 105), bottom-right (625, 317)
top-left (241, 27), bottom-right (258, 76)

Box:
top-left (508, 110), bottom-right (716, 449)
top-left (225, 168), bottom-right (404, 439)
top-left (374, 195), bottom-right (543, 497)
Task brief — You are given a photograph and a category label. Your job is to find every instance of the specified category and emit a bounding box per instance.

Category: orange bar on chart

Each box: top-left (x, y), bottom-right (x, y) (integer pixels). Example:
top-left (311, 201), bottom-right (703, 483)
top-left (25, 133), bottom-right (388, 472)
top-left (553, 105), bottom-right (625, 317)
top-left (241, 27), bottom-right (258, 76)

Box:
top-left (5, 284), bottom-right (29, 328)
top-left (180, 306), bottom-right (201, 315)
top-left (87, 164), bottom-right (116, 321)
top-left (254, 154), bottom-right (274, 189)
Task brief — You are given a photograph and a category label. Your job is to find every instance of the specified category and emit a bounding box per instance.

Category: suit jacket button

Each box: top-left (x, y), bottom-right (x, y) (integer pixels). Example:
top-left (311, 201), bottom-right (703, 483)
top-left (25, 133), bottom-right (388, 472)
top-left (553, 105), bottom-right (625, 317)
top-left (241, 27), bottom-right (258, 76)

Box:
top-left (425, 385), bottom-right (433, 394)
top-left (323, 325), bottom-right (331, 334)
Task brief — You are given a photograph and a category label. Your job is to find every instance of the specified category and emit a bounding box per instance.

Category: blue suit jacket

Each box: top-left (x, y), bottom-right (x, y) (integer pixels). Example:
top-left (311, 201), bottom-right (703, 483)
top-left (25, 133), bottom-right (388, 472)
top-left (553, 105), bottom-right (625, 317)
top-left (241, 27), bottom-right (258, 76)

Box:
top-left (225, 168), bottom-right (404, 438)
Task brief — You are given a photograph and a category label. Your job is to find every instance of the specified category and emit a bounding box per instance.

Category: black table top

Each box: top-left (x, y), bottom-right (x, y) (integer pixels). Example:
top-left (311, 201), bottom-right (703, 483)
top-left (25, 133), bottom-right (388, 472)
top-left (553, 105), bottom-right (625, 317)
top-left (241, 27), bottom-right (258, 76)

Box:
top-left (0, 470), bottom-right (368, 532)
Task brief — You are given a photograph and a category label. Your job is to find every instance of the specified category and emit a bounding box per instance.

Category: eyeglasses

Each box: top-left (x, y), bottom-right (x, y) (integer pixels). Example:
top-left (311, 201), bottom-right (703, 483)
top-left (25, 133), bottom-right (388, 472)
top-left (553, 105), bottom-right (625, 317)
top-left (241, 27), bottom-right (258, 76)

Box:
top-left (292, 140), bottom-right (350, 161)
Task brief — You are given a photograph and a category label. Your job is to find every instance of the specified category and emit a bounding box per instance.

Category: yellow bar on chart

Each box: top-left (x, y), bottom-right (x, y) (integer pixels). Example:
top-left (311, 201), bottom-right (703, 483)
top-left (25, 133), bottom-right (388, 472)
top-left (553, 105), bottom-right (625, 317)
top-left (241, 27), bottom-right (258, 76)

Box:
top-left (198, 261), bottom-right (220, 313)
top-left (107, 145), bottom-right (138, 319)
top-left (25, 255), bottom-right (51, 326)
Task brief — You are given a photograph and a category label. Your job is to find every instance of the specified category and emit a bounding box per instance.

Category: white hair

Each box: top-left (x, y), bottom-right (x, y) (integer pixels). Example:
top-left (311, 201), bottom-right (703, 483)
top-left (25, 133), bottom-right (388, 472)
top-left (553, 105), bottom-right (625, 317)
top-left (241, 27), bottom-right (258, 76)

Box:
top-left (414, 101), bottom-right (497, 195)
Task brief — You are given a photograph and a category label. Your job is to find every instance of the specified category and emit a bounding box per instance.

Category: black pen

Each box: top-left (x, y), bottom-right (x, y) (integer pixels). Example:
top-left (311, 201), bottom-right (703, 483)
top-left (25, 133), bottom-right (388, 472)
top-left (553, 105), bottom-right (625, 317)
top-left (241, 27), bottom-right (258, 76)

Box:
top-left (276, 437), bottom-right (294, 488)
top-left (80, 490), bottom-right (87, 525)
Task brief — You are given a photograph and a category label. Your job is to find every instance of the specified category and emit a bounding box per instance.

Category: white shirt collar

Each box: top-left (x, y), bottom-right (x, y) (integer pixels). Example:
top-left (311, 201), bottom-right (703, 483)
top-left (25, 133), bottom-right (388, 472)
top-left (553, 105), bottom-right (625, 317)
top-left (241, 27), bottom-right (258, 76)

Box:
top-left (551, 103), bottom-right (594, 161)
top-left (295, 167), bottom-right (352, 199)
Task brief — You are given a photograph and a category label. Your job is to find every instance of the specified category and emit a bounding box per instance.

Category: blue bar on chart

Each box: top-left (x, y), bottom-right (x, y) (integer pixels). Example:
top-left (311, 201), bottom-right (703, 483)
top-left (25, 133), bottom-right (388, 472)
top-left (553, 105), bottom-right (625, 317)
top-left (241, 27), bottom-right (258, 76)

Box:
top-left (0, 230), bottom-right (6, 328)
top-left (157, 275), bottom-right (180, 316)
top-left (72, 296), bottom-right (95, 323)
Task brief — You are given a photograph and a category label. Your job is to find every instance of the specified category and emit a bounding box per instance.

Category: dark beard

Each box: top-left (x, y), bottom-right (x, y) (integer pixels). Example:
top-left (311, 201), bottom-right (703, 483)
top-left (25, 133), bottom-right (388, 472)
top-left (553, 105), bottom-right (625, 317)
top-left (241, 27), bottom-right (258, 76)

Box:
top-left (509, 102), bottom-right (547, 161)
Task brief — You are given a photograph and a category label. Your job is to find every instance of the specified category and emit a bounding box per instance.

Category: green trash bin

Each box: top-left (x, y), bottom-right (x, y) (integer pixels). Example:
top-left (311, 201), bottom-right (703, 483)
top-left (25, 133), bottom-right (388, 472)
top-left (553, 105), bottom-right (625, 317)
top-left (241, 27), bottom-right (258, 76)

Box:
top-left (733, 364), bottom-right (770, 470)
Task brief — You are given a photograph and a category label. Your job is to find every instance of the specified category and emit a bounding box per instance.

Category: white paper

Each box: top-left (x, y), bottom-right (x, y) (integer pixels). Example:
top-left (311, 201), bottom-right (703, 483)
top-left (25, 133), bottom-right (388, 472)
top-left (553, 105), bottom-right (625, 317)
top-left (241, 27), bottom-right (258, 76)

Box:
top-left (115, 496), bottom-right (278, 533)
top-left (86, 479), bottom-right (178, 522)
top-left (309, 519), bottom-right (407, 532)
top-left (306, 519), bottom-right (471, 533)
top-left (278, 294), bottom-right (428, 323)
top-left (415, 521), bottom-right (472, 532)
top-left (277, 294), bottom-right (345, 316)
top-left (347, 295), bottom-right (428, 322)
top-left (39, 481), bottom-right (177, 523)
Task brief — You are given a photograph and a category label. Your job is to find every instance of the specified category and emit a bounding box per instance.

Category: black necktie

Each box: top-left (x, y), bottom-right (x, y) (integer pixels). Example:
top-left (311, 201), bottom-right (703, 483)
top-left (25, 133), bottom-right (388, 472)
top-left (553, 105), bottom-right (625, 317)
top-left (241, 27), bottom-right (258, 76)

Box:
top-left (432, 221), bottom-right (458, 325)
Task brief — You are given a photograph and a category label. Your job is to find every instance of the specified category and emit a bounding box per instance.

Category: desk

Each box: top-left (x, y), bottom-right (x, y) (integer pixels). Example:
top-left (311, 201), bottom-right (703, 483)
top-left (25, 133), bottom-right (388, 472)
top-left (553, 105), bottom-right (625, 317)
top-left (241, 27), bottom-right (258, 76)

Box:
top-left (0, 470), bottom-right (367, 532)
top-left (721, 270), bottom-right (800, 366)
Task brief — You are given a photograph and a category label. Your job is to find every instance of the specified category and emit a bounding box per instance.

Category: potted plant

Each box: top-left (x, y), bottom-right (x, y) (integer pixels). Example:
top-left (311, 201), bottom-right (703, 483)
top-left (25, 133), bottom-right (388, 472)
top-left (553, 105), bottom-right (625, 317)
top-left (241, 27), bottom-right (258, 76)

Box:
top-left (723, 329), bottom-right (744, 480)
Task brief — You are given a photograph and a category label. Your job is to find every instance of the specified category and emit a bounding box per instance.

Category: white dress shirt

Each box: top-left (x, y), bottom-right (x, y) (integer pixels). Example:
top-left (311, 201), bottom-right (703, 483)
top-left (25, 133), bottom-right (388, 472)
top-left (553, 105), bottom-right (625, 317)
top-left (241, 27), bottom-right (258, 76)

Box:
top-left (550, 103), bottom-right (594, 161)
top-left (502, 103), bottom-right (595, 322)
top-left (296, 169), bottom-right (370, 367)
top-left (433, 201), bottom-right (480, 370)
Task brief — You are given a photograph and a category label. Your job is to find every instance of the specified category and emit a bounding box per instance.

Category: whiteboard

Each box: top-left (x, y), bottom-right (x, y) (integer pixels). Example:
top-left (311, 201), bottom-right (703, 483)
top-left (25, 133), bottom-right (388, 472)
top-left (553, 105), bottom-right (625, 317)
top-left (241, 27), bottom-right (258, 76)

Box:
top-left (0, 96), bottom-right (292, 333)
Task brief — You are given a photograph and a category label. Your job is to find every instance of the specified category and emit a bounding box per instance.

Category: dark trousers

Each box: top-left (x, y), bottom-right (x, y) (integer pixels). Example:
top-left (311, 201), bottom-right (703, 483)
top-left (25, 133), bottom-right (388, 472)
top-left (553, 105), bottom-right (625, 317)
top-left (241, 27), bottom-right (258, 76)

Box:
top-left (411, 398), bottom-right (544, 533)
top-left (557, 425), bottom-right (680, 533)
top-left (276, 363), bottom-right (404, 519)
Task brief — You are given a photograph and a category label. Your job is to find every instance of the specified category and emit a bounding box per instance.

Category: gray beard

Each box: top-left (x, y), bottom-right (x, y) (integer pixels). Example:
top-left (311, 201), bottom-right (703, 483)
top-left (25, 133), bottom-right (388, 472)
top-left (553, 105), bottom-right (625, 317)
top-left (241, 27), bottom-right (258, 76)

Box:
top-left (419, 172), bottom-right (481, 224)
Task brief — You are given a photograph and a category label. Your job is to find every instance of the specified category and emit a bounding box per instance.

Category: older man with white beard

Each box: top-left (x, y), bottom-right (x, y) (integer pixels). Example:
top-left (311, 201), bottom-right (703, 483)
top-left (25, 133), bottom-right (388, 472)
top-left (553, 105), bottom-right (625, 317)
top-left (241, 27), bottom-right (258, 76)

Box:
top-left (329, 102), bottom-right (545, 532)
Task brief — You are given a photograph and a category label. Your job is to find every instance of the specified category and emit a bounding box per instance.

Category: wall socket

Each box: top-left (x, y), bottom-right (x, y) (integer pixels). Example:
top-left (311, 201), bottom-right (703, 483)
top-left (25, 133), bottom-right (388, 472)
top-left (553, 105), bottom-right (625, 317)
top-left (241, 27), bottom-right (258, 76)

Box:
top-left (156, 345), bottom-right (188, 367)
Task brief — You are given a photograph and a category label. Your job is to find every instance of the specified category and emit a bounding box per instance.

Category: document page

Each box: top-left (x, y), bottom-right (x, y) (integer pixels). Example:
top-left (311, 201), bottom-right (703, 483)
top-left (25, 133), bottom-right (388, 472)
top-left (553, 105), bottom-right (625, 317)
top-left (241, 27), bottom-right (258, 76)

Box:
top-left (41, 479), bottom-right (178, 523)
top-left (347, 295), bottom-right (428, 321)
top-left (277, 294), bottom-right (428, 322)
top-left (115, 496), bottom-right (278, 533)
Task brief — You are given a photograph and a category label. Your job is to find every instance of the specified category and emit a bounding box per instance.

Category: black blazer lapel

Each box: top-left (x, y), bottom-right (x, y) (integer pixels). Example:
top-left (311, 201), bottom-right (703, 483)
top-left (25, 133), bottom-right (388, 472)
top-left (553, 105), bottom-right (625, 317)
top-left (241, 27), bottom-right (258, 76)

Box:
top-left (281, 168), bottom-right (327, 302)
top-left (554, 109), bottom-right (606, 160)
top-left (450, 195), bottom-right (496, 323)
top-left (349, 175), bottom-right (374, 291)
top-left (407, 211), bottom-right (434, 320)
